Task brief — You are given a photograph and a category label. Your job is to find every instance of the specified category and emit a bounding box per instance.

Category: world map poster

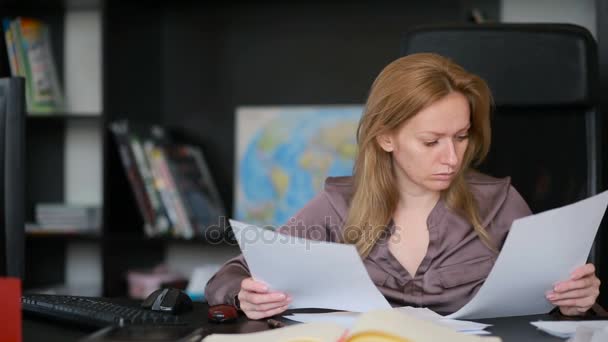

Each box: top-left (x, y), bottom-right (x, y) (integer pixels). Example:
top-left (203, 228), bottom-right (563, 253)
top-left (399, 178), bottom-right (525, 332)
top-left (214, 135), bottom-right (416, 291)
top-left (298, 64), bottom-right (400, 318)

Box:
top-left (234, 106), bottom-right (363, 228)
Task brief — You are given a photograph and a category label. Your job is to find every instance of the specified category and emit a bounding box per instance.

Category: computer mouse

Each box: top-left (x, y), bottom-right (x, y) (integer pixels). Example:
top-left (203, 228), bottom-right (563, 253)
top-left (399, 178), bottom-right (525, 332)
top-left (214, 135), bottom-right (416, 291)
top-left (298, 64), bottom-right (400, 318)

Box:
top-left (141, 288), bottom-right (194, 315)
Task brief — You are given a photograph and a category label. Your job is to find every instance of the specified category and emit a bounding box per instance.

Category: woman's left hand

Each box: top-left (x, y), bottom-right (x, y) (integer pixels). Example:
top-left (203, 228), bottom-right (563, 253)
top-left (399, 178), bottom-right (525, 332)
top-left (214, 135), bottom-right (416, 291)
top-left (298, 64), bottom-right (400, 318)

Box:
top-left (546, 263), bottom-right (600, 316)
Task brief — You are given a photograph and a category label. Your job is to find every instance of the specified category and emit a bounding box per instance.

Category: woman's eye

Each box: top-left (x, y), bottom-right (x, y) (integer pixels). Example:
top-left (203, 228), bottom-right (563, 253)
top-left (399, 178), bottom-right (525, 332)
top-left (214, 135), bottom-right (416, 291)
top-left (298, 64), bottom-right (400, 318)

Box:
top-left (456, 135), bottom-right (469, 141)
top-left (424, 141), bottom-right (438, 147)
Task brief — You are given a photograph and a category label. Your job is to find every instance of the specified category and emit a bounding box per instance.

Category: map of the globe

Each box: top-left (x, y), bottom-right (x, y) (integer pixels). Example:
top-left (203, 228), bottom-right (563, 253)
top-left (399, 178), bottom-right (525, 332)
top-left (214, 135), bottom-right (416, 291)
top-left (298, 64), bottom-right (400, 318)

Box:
top-left (235, 106), bottom-right (363, 228)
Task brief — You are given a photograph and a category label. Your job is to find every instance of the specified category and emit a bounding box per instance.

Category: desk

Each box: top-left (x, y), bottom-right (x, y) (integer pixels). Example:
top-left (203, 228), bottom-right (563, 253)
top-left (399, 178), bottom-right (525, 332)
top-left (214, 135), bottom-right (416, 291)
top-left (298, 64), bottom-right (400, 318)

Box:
top-left (23, 303), bottom-right (574, 342)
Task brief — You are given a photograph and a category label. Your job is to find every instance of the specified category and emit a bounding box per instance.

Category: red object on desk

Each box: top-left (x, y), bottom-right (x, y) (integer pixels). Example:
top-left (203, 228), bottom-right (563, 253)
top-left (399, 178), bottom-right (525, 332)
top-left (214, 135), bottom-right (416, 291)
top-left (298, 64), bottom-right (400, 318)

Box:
top-left (208, 304), bottom-right (238, 323)
top-left (0, 278), bottom-right (21, 342)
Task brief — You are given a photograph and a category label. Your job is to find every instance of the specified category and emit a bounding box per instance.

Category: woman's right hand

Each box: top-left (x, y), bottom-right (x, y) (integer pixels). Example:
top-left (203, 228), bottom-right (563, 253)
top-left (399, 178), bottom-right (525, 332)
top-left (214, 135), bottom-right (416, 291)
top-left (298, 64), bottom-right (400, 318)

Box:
top-left (237, 277), bottom-right (292, 320)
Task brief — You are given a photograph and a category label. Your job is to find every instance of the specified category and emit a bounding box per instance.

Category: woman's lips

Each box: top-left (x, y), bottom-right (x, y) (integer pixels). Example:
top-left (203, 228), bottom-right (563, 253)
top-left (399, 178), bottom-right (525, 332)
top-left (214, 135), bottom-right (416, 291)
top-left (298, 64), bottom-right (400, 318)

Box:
top-left (431, 172), bottom-right (455, 180)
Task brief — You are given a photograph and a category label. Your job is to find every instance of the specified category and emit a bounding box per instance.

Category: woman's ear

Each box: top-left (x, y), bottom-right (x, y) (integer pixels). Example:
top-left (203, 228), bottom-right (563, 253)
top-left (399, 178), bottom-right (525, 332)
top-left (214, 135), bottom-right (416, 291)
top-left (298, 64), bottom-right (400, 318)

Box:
top-left (376, 134), bottom-right (394, 152)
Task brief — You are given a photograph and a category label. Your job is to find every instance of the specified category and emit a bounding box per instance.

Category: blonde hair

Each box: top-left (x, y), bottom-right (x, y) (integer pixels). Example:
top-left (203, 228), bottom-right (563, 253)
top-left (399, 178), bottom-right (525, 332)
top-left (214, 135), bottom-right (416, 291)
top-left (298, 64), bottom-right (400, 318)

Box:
top-left (344, 53), bottom-right (493, 257)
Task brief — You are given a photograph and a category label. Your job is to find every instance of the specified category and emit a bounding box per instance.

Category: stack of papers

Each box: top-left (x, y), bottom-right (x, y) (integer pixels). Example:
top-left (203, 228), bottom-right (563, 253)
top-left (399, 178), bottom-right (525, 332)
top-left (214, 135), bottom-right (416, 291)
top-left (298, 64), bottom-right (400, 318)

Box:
top-left (204, 309), bottom-right (501, 342)
top-left (530, 321), bottom-right (608, 339)
top-left (284, 307), bottom-right (492, 335)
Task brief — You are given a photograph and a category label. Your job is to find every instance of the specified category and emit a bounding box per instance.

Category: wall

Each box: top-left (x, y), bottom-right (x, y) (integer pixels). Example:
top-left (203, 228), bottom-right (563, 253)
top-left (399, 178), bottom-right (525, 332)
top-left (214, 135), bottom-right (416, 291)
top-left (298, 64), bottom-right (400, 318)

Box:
top-left (63, 9), bottom-right (103, 294)
top-left (500, 0), bottom-right (596, 37)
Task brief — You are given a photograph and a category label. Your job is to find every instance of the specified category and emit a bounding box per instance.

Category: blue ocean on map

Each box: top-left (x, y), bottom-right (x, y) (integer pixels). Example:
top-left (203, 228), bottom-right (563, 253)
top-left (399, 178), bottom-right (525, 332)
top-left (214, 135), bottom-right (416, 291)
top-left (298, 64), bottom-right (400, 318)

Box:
top-left (235, 107), bottom-right (363, 227)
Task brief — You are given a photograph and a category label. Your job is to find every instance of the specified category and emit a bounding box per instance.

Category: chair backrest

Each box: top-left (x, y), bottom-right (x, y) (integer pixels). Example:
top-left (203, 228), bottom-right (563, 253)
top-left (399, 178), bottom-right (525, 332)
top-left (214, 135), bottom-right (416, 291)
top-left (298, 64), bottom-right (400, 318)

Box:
top-left (401, 23), bottom-right (600, 214)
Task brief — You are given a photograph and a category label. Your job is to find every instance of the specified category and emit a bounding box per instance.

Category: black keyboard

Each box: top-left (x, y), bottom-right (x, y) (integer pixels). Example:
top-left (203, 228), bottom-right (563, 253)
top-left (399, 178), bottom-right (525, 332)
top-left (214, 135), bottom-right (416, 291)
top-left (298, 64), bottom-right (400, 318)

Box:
top-left (22, 294), bottom-right (188, 328)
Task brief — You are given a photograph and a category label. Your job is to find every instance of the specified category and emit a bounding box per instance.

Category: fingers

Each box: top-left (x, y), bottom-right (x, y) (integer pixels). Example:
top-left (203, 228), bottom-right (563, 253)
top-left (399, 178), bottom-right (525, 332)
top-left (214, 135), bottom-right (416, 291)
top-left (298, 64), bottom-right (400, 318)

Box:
top-left (241, 278), bottom-right (269, 293)
top-left (551, 296), bottom-right (596, 309)
top-left (559, 306), bottom-right (588, 316)
top-left (239, 291), bottom-right (289, 306)
top-left (244, 304), bottom-right (290, 320)
top-left (547, 269), bottom-right (600, 317)
top-left (548, 279), bottom-right (599, 315)
top-left (240, 297), bottom-right (291, 313)
top-left (238, 290), bottom-right (291, 319)
top-left (547, 287), bottom-right (597, 301)
top-left (553, 275), bottom-right (599, 293)
top-left (570, 263), bottom-right (596, 280)
top-left (238, 277), bottom-right (292, 320)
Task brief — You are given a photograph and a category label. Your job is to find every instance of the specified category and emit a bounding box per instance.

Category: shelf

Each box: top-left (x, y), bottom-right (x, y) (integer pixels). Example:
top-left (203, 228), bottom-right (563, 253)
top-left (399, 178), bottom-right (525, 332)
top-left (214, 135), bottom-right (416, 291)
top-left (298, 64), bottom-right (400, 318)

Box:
top-left (26, 230), bottom-right (101, 241)
top-left (0, 0), bottom-right (102, 11)
top-left (154, 236), bottom-right (237, 246)
top-left (27, 113), bottom-right (102, 121)
top-left (24, 283), bottom-right (102, 297)
top-left (103, 233), bottom-right (235, 246)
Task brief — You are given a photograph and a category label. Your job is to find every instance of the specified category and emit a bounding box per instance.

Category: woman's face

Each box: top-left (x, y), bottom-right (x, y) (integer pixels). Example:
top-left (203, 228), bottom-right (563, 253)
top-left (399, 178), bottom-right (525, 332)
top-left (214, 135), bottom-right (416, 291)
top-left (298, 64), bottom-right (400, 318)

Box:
top-left (378, 92), bottom-right (471, 195)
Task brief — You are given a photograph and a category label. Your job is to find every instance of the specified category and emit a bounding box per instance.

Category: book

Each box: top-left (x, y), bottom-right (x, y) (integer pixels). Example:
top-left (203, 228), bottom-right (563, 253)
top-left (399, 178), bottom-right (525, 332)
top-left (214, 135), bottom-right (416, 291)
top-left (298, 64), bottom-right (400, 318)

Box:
top-left (110, 121), bottom-right (226, 239)
top-left (165, 145), bottom-right (225, 236)
top-left (109, 121), bottom-right (157, 236)
top-left (35, 203), bottom-right (101, 231)
top-left (130, 134), bottom-right (171, 235)
top-left (1, 19), bottom-right (16, 76)
top-left (202, 309), bottom-right (500, 342)
top-left (144, 142), bottom-right (193, 238)
top-left (5, 17), bottom-right (63, 114)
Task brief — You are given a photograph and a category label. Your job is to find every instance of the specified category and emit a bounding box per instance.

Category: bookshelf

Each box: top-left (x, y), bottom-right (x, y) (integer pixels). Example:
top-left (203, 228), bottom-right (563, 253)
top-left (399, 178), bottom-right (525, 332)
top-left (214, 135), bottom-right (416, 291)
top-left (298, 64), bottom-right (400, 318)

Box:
top-left (0, 0), bottom-right (103, 294)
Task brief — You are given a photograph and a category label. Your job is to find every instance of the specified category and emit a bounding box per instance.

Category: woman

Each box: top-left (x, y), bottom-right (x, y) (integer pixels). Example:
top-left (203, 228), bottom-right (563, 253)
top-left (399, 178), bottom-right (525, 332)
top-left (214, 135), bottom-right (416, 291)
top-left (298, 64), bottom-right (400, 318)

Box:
top-left (205, 53), bottom-right (600, 320)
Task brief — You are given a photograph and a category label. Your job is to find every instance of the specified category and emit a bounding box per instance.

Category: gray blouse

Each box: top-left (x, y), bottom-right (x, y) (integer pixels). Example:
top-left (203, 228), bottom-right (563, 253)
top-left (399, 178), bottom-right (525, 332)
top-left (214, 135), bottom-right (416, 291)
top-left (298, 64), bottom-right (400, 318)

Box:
top-left (204, 171), bottom-right (532, 314)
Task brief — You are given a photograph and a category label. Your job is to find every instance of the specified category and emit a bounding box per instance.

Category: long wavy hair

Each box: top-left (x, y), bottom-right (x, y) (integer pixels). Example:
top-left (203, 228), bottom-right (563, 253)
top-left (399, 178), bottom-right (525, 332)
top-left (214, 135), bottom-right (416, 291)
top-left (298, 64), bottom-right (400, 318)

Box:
top-left (343, 53), bottom-right (493, 258)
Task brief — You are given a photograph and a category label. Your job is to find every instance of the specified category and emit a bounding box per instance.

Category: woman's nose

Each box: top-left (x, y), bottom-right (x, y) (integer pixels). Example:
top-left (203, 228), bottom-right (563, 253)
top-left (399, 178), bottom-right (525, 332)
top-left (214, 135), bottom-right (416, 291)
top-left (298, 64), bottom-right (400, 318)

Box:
top-left (442, 141), bottom-right (458, 166)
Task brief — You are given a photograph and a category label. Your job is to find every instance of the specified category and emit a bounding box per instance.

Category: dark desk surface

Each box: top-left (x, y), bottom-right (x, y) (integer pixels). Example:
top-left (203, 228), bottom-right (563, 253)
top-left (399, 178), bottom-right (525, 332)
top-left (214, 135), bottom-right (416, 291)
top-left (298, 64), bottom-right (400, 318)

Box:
top-left (23, 302), bottom-right (582, 342)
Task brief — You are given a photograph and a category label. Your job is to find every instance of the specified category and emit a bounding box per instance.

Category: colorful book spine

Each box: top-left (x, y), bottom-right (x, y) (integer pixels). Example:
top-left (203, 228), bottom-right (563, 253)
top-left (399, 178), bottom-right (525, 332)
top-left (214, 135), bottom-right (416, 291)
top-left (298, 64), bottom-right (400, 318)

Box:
top-left (153, 146), bottom-right (194, 239)
top-left (130, 135), bottom-right (170, 235)
top-left (2, 19), bottom-right (20, 76)
top-left (109, 122), bottom-right (156, 236)
top-left (9, 20), bottom-right (26, 78)
top-left (187, 146), bottom-right (226, 216)
top-left (9, 17), bottom-right (63, 114)
top-left (165, 145), bottom-right (225, 236)
top-left (145, 142), bottom-right (183, 238)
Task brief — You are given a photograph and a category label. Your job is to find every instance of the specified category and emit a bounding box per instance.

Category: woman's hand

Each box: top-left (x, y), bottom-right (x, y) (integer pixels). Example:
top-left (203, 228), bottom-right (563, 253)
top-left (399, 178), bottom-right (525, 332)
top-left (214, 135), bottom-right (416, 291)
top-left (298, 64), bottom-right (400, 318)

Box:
top-left (546, 263), bottom-right (600, 316)
top-left (237, 277), bottom-right (292, 320)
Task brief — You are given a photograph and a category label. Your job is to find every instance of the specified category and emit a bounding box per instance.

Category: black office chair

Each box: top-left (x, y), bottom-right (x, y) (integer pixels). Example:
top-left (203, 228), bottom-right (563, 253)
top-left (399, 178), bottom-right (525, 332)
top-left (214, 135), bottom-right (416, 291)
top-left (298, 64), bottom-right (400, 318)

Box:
top-left (401, 23), bottom-right (604, 308)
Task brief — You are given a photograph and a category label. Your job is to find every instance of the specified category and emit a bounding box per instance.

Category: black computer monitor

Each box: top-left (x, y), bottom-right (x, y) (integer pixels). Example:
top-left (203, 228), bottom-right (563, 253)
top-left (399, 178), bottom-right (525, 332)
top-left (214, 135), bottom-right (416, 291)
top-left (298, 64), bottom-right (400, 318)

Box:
top-left (0, 77), bottom-right (25, 279)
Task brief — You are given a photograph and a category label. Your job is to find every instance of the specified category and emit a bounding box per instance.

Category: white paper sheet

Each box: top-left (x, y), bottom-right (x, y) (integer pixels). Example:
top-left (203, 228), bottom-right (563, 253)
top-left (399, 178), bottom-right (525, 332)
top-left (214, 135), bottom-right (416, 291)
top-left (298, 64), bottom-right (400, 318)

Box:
top-left (284, 307), bottom-right (491, 334)
top-left (229, 219), bottom-right (391, 312)
top-left (530, 321), bottom-right (608, 339)
top-left (448, 190), bottom-right (608, 319)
